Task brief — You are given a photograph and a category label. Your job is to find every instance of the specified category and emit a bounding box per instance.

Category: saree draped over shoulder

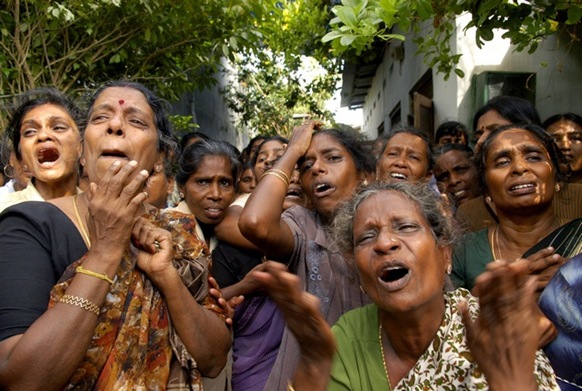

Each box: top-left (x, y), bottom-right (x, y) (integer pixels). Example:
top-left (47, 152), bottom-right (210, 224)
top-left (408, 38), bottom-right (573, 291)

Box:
top-left (452, 218), bottom-right (582, 291)
top-left (329, 289), bottom-right (559, 390)
top-left (48, 209), bottom-right (225, 390)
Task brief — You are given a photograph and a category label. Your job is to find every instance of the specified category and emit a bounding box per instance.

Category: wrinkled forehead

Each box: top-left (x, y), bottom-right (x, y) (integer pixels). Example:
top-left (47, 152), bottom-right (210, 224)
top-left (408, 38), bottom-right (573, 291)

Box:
top-left (92, 87), bottom-right (153, 117)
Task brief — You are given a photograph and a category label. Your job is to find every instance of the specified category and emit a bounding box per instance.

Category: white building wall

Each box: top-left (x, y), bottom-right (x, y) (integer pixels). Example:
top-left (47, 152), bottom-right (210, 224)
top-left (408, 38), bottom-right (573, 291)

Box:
top-left (358, 14), bottom-right (582, 140)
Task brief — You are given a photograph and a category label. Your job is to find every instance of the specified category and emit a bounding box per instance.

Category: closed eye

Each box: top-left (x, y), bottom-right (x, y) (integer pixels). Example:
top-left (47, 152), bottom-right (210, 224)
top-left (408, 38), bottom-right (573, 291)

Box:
top-left (397, 223), bottom-right (419, 233)
top-left (494, 158), bottom-right (510, 167)
top-left (525, 152), bottom-right (543, 162)
top-left (22, 128), bottom-right (37, 137)
top-left (355, 232), bottom-right (376, 246)
top-left (300, 161), bottom-right (314, 172)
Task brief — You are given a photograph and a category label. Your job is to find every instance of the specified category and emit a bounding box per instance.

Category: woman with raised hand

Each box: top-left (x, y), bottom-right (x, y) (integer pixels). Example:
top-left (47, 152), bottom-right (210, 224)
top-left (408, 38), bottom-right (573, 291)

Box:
top-left (0, 81), bottom-right (231, 389)
top-left (238, 121), bottom-right (375, 389)
top-left (253, 182), bottom-right (558, 390)
top-left (213, 134), bottom-right (310, 391)
top-left (0, 88), bottom-right (83, 212)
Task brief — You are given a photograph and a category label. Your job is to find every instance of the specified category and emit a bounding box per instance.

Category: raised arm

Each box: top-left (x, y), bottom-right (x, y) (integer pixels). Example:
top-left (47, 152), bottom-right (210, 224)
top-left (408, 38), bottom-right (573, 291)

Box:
top-left (0, 161), bottom-right (149, 390)
top-left (462, 260), bottom-right (556, 391)
top-left (238, 123), bottom-right (318, 259)
top-left (215, 204), bottom-right (260, 250)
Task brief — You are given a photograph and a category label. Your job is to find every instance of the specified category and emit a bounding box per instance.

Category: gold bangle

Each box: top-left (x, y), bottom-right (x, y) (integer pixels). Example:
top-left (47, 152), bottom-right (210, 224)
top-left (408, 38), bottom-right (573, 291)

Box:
top-left (76, 265), bottom-right (114, 284)
top-left (261, 170), bottom-right (289, 187)
top-left (287, 380), bottom-right (295, 391)
top-left (60, 294), bottom-right (100, 316)
top-left (270, 169), bottom-right (290, 184)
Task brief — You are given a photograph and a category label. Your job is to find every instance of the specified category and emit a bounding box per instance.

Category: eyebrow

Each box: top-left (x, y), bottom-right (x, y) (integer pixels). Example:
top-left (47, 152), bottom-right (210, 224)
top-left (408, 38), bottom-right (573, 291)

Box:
top-left (319, 146), bottom-right (344, 155)
top-left (21, 115), bottom-right (73, 127)
top-left (522, 145), bottom-right (543, 154)
top-left (91, 103), bottom-right (148, 118)
top-left (489, 149), bottom-right (511, 161)
top-left (490, 144), bottom-right (544, 160)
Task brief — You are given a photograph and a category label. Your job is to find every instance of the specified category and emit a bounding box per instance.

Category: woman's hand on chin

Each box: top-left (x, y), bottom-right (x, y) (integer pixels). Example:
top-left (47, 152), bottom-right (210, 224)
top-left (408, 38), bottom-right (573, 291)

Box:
top-left (461, 260), bottom-right (540, 391)
top-left (133, 217), bottom-right (175, 283)
top-left (87, 160), bottom-right (150, 256)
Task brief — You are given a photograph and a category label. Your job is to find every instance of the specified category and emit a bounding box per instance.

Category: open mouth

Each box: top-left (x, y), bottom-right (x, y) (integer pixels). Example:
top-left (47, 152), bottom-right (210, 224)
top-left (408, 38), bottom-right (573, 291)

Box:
top-left (453, 189), bottom-right (466, 198)
top-left (377, 264), bottom-right (411, 291)
top-left (390, 172), bottom-right (407, 181)
top-left (204, 207), bottom-right (224, 219)
top-left (38, 148), bottom-right (60, 164)
top-left (509, 183), bottom-right (535, 191)
top-left (314, 182), bottom-right (334, 196)
top-left (508, 182), bottom-right (538, 196)
top-left (286, 187), bottom-right (302, 199)
top-left (379, 266), bottom-right (409, 283)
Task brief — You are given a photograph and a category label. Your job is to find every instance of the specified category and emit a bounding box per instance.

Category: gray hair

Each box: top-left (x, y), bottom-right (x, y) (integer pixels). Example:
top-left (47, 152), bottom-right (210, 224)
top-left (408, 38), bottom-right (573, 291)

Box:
top-left (329, 182), bottom-right (459, 257)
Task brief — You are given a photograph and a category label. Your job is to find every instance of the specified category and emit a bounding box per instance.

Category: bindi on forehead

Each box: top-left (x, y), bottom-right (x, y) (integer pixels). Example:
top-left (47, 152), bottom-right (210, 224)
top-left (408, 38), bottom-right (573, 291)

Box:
top-left (119, 99), bottom-right (125, 105)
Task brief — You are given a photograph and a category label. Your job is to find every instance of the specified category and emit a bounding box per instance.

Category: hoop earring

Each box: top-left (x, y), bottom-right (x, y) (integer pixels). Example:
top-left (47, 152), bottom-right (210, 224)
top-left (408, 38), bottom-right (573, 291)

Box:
top-left (3, 164), bottom-right (14, 179)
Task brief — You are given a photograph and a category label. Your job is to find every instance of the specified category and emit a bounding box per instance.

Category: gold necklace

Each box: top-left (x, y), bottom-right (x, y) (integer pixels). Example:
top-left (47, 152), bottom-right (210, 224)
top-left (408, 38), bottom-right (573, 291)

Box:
top-left (378, 323), bottom-right (392, 390)
top-left (73, 194), bottom-right (91, 248)
top-left (491, 225), bottom-right (501, 261)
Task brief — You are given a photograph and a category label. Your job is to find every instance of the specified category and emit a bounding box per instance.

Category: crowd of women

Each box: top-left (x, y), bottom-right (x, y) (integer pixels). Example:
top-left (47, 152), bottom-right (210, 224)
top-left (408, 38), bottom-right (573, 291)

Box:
top-left (0, 84), bottom-right (581, 390)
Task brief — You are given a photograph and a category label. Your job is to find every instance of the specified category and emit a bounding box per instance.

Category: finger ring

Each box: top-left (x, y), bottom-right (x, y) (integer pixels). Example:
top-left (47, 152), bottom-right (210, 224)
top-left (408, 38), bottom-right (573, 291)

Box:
top-left (154, 240), bottom-right (161, 252)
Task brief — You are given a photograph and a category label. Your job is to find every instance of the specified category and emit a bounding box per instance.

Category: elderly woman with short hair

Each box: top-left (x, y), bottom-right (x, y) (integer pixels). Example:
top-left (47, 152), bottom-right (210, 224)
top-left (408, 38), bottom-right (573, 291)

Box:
top-left (252, 182), bottom-right (558, 390)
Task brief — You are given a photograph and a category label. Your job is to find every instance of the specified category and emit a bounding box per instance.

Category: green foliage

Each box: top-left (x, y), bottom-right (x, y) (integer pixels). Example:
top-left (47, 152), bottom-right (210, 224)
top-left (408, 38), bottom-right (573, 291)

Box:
top-left (223, 0), bottom-right (340, 137)
top-left (0, 0), bottom-right (340, 136)
top-left (322, 0), bottom-right (582, 79)
top-left (0, 0), bottom-right (273, 106)
top-left (168, 115), bottom-right (199, 138)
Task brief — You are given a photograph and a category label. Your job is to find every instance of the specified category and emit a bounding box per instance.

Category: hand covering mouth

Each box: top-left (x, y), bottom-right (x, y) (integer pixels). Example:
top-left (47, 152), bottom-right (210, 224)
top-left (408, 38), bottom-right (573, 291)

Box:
top-left (38, 147), bottom-right (60, 164)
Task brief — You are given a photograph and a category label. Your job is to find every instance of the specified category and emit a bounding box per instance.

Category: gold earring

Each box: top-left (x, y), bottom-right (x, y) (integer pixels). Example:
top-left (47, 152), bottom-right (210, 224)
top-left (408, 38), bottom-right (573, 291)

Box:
top-left (555, 183), bottom-right (561, 193)
top-left (155, 164), bottom-right (162, 173)
top-left (179, 192), bottom-right (185, 199)
top-left (446, 264), bottom-right (452, 274)
top-left (362, 179), bottom-right (369, 186)
top-left (485, 196), bottom-right (492, 203)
